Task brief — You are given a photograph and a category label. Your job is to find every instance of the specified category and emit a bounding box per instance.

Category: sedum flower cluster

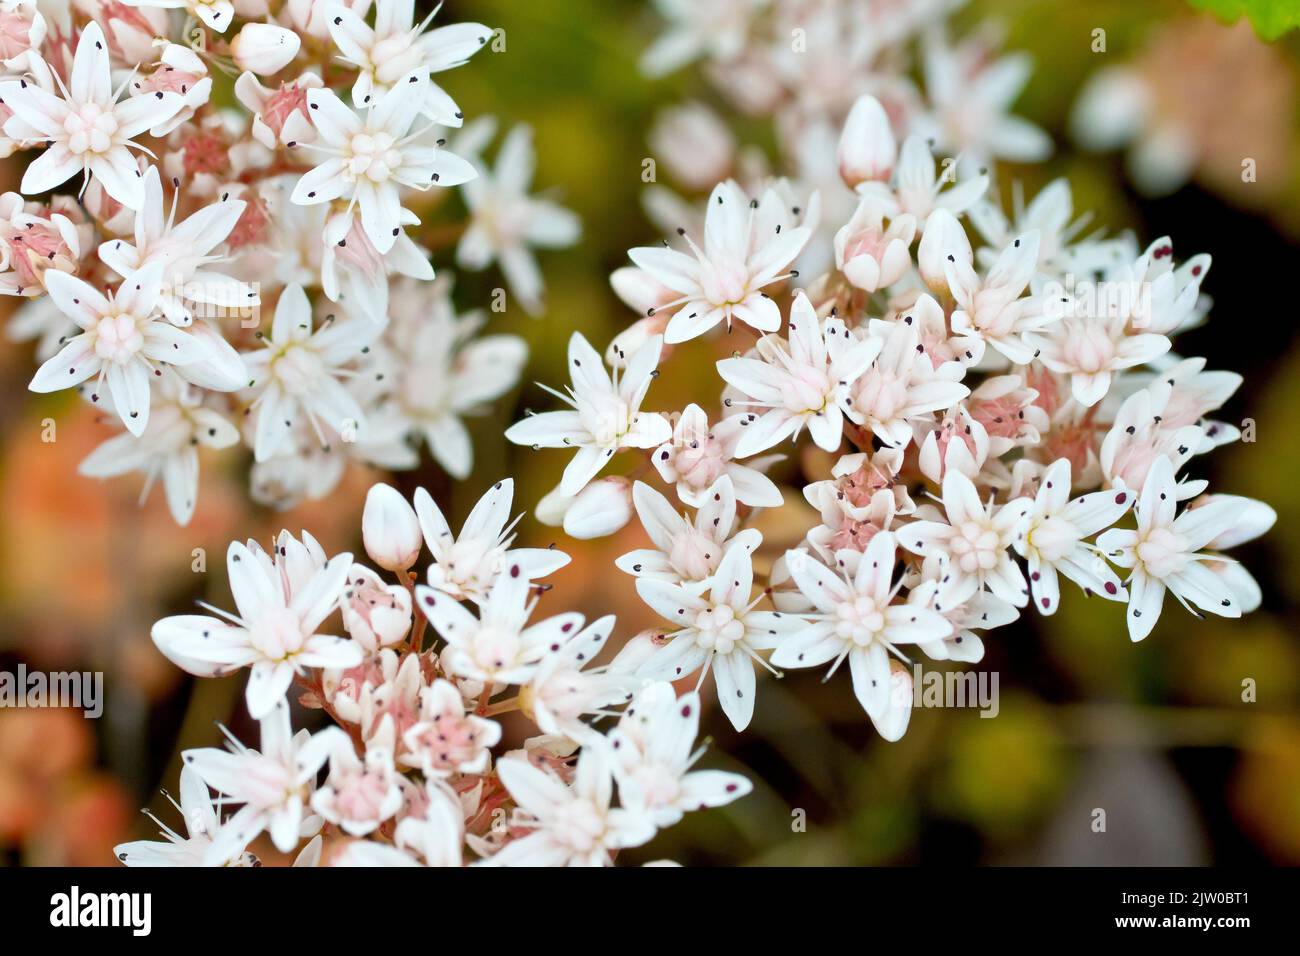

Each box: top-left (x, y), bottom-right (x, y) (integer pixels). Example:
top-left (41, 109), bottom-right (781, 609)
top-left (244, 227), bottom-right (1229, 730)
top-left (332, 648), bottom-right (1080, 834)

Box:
top-left (1, 0), bottom-right (577, 521)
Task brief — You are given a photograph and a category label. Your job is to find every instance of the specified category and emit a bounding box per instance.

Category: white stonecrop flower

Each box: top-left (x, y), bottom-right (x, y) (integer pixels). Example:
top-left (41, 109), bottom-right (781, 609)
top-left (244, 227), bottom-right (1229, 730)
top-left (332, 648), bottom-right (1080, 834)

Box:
top-left (635, 533), bottom-right (801, 731)
top-left (243, 283), bottom-right (378, 462)
top-left (1028, 305), bottom-right (1171, 408)
top-left (834, 198), bottom-right (916, 293)
top-left (151, 540), bottom-right (363, 718)
top-left (97, 166), bottom-right (256, 327)
top-left (362, 481), bottom-right (423, 572)
top-left (181, 700), bottom-right (344, 865)
top-left (1097, 456), bottom-right (1243, 642)
top-left (1013, 458), bottom-right (1132, 614)
top-left (291, 71), bottom-right (476, 254)
top-left (490, 746), bottom-right (656, 867)
top-left (457, 123), bottom-right (581, 316)
top-left (524, 615), bottom-right (635, 742)
top-left (114, 766), bottom-right (258, 867)
top-left (946, 231), bottom-right (1053, 364)
top-left (339, 564), bottom-right (412, 653)
top-left (628, 180), bottom-right (811, 343)
top-left (608, 682), bottom-right (751, 827)
top-left (327, 0), bottom-right (492, 124)
top-left (775, 533), bottom-right (951, 733)
top-left (717, 292), bottom-right (881, 457)
top-left (856, 132), bottom-right (990, 223)
top-left (616, 476), bottom-right (760, 589)
top-left (899, 468), bottom-right (1033, 607)
top-left (417, 554), bottom-right (585, 686)
top-left (651, 402), bottom-right (782, 508)
top-left (310, 727), bottom-right (404, 837)
top-left (29, 261), bottom-right (219, 436)
top-left (401, 679), bottom-right (501, 778)
top-left (230, 22), bottom-right (301, 75)
top-left (504, 332), bottom-right (672, 497)
top-left (413, 478), bottom-right (570, 603)
top-left (0, 22), bottom-right (184, 210)
top-left (78, 374), bottom-right (239, 526)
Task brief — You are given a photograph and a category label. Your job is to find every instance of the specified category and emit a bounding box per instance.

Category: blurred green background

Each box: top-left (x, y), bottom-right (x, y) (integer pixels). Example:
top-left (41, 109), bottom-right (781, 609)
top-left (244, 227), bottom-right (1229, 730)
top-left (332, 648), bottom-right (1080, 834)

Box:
top-left (2, 0), bottom-right (1299, 865)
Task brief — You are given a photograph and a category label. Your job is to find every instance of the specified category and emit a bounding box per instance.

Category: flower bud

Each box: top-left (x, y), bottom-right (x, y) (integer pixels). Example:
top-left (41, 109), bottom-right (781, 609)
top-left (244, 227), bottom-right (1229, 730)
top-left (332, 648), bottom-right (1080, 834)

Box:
top-left (534, 484), bottom-right (574, 527)
top-left (917, 207), bottom-right (972, 293)
top-left (838, 94), bottom-right (896, 188)
top-left (868, 659), bottom-right (914, 742)
top-left (231, 23), bottom-right (301, 76)
top-left (562, 477), bottom-right (633, 539)
top-left (362, 483), bottom-right (423, 572)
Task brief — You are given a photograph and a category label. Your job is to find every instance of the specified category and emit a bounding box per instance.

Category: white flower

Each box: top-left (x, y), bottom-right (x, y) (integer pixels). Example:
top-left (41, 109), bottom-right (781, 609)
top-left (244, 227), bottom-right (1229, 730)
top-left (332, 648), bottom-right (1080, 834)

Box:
top-left (362, 482), bottom-right (423, 572)
top-left (775, 533), bottom-right (951, 731)
top-left (0, 22), bottom-right (184, 210)
top-left (78, 373), bottom-right (239, 526)
top-left (849, 311), bottom-right (970, 447)
top-left (653, 403), bottom-right (782, 507)
top-left (233, 71), bottom-right (322, 150)
top-left (291, 72), bottom-right (476, 253)
top-left (417, 552), bottom-right (584, 686)
top-left (717, 291), bottom-right (881, 457)
top-left (524, 615), bottom-right (635, 742)
top-left (151, 540), bottom-right (363, 717)
top-left (490, 746), bottom-right (655, 866)
top-left (29, 261), bottom-right (220, 436)
top-left (114, 767), bottom-right (258, 867)
top-left (634, 533), bottom-right (801, 731)
top-left (616, 476), bottom-right (760, 589)
top-left (413, 478), bottom-right (570, 603)
top-left (181, 699), bottom-right (343, 865)
top-left (0, 190), bottom-right (81, 298)
top-left (504, 332), bottom-right (672, 497)
top-left (393, 782), bottom-right (465, 867)
top-left (1013, 458), bottom-right (1132, 614)
top-left (1099, 384), bottom-right (1206, 495)
top-left (639, 0), bottom-right (762, 77)
top-left (1096, 456), bottom-right (1243, 642)
top-left (243, 283), bottom-right (378, 462)
top-left (856, 133), bottom-right (990, 223)
top-left (608, 682), bottom-right (751, 827)
top-left (310, 727), bottom-right (404, 837)
top-left (98, 166), bottom-right (256, 326)
top-left (327, 0), bottom-right (492, 123)
top-left (627, 180), bottom-right (811, 343)
top-left (401, 679), bottom-right (500, 778)
top-left (457, 122), bottom-right (581, 316)
top-left (321, 208), bottom-right (433, 322)
top-left (382, 276), bottom-right (528, 478)
top-left (946, 230), bottom-right (1052, 364)
top-left (898, 468), bottom-right (1033, 607)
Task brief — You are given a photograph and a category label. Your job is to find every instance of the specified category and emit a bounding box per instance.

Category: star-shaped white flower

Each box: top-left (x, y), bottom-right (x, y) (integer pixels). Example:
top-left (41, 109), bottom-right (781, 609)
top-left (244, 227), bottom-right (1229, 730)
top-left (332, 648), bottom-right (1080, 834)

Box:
top-left (608, 682), bottom-right (751, 827)
top-left (181, 699), bottom-right (344, 865)
top-left (29, 260), bottom-right (219, 436)
top-left (717, 291), bottom-right (881, 457)
top-left (113, 766), bottom-right (258, 867)
top-left (650, 402), bottom-right (783, 508)
top-left (327, 0), bottom-right (492, 123)
top-left (290, 71), bottom-right (476, 253)
top-left (490, 746), bottom-right (656, 867)
top-left (945, 230), bottom-right (1054, 364)
top-left (627, 180), bottom-right (811, 343)
top-left (898, 468), bottom-right (1033, 607)
top-left (413, 478), bottom-right (570, 604)
top-left (0, 22), bottom-right (184, 209)
top-left (775, 533), bottom-right (951, 732)
top-left (616, 476), bottom-right (760, 590)
top-left (1096, 455), bottom-right (1242, 642)
top-left (635, 533), bottom-right (801, 731)
top-left (1013, 458), bottom-right (1132, 614)
top-left (505, 331), bottom-right (672, 497)
top-left (151, 540), bottom-right (363, 718)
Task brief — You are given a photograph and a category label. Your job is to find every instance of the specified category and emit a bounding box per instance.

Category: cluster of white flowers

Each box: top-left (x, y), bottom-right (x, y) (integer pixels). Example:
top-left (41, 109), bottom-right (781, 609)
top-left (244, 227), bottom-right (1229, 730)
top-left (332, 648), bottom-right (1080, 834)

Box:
top-left (503, 0), bottom-right (1276, 742)
top-left (1, 1), bottom-right (577, 521)
top-left (123, 479), bottom-right (749, 866)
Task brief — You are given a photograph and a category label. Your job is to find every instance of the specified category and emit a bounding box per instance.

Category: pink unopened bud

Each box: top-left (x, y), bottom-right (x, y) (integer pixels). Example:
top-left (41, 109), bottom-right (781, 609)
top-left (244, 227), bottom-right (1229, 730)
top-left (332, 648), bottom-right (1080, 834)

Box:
top-left (231, 23), bottom-right (301, 76)
top-left (362, 483), bottom-right (423, 572)
top-left (562, 477), bottom-right (633, 539)
top-left (838, 94), bottom-right (896, 188)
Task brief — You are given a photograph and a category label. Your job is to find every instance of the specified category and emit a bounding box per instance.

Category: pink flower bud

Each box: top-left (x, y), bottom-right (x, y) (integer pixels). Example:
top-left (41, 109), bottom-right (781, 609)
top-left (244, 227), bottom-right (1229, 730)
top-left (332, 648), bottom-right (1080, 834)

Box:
top-left (362, 483), bottom-right (423, 571)
top-left (562, 477), bottom-right (633, 539)
top-left (231, 23), bottom-right (301, 76)
top-left (838, 94), bottom-right (896, 188)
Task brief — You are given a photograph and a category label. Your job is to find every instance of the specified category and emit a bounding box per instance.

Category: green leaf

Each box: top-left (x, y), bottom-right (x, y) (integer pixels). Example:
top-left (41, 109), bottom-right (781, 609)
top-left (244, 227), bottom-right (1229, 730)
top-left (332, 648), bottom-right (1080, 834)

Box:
top-left (1189, 0), bottom-right (1300, 40)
